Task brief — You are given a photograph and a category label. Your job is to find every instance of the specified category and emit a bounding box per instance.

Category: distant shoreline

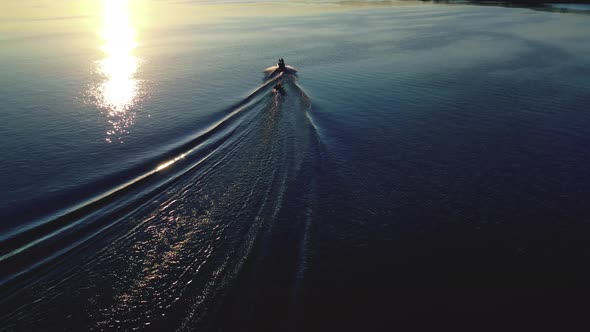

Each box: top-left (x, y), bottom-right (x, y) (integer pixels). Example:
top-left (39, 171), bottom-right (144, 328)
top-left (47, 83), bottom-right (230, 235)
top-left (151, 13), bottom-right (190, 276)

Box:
top-left (424, 0), bottom-right (590, 5)
top-left (418, 0), bottom-right (590, 14)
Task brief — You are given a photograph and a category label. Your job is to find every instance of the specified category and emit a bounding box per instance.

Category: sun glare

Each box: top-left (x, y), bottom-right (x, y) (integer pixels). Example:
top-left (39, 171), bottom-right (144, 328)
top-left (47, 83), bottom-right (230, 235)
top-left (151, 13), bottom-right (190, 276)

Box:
top-left (95, 0), bottom-right (141, 143)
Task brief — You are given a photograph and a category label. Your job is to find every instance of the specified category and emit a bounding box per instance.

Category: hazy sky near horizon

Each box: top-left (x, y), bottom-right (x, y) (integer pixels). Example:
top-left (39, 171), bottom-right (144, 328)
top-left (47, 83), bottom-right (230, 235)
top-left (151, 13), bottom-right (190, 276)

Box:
top-left (0, 0), bottom-right (423, 38)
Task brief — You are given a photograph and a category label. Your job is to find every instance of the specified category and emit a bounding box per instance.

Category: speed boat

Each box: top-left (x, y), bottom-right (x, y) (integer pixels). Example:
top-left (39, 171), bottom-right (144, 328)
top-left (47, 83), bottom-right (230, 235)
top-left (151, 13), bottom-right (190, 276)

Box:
top-left (264, 58), bottom-right (297, 78)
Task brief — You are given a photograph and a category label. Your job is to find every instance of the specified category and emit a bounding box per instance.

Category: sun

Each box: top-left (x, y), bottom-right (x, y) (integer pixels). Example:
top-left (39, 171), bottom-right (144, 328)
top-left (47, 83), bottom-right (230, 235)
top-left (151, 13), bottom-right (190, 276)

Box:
top-left (99, 0), bottom-right (138, 113)
top-left (101, 0), bottom-right (137, 58)
top-left (93, 0), bottom-right (141, 142)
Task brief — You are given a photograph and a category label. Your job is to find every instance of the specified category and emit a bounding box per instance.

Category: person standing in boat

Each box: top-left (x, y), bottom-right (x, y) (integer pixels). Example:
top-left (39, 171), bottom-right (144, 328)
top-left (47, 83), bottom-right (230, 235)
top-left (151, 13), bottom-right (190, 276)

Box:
top-left (278, 58), bottom-right (285, 71)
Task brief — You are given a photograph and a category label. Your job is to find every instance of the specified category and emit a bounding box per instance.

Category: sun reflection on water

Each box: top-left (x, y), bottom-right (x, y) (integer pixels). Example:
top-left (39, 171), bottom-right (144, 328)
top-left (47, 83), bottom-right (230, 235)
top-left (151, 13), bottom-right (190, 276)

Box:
top-left (94, 0), bottom-right (142, 143)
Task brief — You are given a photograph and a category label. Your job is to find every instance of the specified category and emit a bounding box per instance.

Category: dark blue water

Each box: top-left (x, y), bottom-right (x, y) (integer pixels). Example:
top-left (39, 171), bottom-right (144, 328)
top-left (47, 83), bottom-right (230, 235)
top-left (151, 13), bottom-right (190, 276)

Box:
top-left (2, 2), bottom-right (590, 330)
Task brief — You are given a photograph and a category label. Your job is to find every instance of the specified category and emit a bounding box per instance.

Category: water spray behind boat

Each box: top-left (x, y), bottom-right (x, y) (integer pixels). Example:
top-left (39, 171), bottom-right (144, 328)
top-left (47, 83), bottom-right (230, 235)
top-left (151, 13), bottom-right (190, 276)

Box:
top-left (265, 58), bottom-right (297, 95)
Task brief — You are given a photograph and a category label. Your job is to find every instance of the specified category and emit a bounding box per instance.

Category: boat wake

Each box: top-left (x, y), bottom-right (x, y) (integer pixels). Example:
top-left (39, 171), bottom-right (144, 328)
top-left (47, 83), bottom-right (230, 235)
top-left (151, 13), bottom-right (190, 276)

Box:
top-left (264, 65), bottom-right (298, 80)
top-left (0, 69), bottom-right (321, 331)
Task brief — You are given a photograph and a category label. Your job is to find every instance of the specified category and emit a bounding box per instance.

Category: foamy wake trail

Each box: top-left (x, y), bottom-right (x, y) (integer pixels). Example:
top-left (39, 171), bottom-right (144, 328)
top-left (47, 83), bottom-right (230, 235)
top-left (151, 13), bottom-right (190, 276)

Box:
top-left (1, 69), bottom-right (321, 332)
top-left (0, 73), bottom-right (282, 287)
top-left (264, 65), bottom-right (298, 79)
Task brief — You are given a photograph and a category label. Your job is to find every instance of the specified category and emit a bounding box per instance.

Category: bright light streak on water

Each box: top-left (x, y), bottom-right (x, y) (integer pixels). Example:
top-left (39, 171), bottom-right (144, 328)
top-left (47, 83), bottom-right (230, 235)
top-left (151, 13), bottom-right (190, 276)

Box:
top-left (94, 0), bottom-right (141, 143)
top-left (156, 154), bottom-right (187, 171)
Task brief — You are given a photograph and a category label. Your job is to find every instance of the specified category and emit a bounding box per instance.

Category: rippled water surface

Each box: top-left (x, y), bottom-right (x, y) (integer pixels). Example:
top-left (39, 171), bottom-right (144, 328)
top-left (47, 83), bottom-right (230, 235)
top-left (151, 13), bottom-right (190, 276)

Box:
top-left (2, 1), bottom-right (590, 330)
